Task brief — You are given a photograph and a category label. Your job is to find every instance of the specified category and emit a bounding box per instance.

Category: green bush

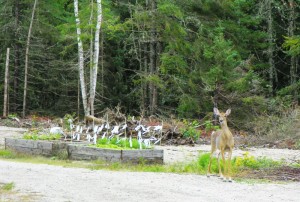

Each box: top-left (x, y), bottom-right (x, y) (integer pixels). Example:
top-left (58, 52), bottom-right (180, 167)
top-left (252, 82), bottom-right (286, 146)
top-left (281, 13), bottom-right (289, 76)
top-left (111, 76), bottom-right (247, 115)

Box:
top-left (181, 119), bottom-right (201, 141)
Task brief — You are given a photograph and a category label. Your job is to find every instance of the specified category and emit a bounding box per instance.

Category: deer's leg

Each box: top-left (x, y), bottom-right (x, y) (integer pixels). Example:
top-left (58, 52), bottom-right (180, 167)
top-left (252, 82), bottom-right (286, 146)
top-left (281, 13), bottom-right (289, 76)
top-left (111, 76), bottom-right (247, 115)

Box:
top-left (207, 134), bottom-right (216, 177)
top-left (227, 149), bottom-right (233, 182)
top-left (207, 150), bottom-right (214, 177)
top-left (219, 150), bottom-right (225, 180)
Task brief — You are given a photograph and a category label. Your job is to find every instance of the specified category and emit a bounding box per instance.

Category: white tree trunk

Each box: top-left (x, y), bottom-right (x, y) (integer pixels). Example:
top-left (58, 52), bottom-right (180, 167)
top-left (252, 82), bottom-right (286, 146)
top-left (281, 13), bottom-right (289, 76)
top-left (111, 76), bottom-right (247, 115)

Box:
top-left (89, 0), bottom-right (102, 116)
top-left (22, 0), bottom-right (38, 118)
top-left (3, 48), bottom-right (10, 117)
top-left (74, 0), bottom-right (89, 116)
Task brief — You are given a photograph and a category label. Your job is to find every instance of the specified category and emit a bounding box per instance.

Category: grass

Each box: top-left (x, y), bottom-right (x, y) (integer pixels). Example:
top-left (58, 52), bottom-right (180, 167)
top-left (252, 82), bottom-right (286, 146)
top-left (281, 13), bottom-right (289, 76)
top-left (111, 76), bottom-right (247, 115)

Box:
top-left (1, 182), bottom-right (15, 191)
top-left (1, 149), bottom-right (298, 183)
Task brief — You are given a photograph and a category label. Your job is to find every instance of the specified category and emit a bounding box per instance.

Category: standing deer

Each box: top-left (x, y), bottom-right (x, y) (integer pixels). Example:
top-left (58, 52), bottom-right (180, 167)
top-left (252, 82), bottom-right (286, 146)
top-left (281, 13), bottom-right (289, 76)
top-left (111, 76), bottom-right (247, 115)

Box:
top-left (207, 108), bottom-right (234, 182)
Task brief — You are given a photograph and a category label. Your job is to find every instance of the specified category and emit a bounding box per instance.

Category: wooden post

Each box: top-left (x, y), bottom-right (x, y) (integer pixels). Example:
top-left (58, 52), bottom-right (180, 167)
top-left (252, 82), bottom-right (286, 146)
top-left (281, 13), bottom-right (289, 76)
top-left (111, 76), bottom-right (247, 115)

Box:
top-left (3, 48), bottom-right (10, 117)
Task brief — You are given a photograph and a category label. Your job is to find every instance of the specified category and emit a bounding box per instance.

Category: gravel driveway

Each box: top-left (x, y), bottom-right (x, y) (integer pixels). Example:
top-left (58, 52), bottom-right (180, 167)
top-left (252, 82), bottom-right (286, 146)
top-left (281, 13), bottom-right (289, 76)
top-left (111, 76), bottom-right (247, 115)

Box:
top-left (1, 127), bottom-right (300, 201)
top-left (1, 160), bottom-right (300, 202)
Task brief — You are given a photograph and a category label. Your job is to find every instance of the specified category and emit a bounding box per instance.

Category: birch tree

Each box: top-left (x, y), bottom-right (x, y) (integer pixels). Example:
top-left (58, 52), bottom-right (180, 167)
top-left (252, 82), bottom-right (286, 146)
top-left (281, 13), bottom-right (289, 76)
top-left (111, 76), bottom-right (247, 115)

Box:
top-left (74, 0), bottom-right (102, 116)
top-left (3, 48), bottom-right (10, 117)
top-left (89, 0), bottom-right (102, 116)
top-left (22, 0), bottom-right (38, 118)
top-left (74, 0), bottom-right (89, 116)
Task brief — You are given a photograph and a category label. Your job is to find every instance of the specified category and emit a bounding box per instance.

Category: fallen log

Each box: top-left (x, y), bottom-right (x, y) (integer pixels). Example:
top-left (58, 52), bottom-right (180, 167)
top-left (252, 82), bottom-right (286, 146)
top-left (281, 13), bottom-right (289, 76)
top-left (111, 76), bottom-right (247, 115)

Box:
top-left (85, 115), bottom-right (105, 125)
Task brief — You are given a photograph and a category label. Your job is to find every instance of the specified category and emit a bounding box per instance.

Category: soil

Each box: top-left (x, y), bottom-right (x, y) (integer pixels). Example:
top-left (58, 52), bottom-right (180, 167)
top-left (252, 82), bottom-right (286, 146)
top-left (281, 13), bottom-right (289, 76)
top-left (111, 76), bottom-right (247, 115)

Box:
top-left (0, 126), bottom-right (300, 201)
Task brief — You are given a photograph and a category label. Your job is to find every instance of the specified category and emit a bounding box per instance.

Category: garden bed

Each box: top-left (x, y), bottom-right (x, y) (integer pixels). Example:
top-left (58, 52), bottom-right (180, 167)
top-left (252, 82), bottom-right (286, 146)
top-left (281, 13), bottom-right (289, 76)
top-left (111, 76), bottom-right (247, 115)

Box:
top-left (4, 138), bottom-right (163, 164)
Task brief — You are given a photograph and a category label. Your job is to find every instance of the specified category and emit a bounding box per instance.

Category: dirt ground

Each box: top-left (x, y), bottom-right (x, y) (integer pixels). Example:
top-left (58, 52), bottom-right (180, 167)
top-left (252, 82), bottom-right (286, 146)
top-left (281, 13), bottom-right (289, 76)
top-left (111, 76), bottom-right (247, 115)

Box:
top-left (1, 127), bottom-right (300, 201)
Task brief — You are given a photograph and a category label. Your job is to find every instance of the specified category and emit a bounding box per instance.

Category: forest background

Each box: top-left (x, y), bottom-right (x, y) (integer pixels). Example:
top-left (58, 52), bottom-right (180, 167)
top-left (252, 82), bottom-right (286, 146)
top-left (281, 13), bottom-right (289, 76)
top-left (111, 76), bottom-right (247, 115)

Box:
top-left (0, 0), bottom-right (300, 139)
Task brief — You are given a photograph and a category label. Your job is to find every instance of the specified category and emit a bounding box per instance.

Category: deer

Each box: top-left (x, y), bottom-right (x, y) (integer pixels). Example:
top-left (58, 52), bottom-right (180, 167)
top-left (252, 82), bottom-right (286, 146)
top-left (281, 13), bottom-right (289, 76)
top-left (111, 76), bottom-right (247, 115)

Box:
top-left (207, 108), bottom-right (234, 182)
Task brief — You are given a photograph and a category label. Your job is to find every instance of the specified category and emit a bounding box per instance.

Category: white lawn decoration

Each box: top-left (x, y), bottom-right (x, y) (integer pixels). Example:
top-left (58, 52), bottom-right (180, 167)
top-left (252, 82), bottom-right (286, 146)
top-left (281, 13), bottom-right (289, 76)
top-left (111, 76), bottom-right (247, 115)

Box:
top-left (101, 132), bottom-right (107, 139)
top-left (50, 127), bottom-right (65, 139)
top-left (143, 136), bottom-right (157, 148)
top-left (108, 125), bottom-right (119, 139)
top-left (97, 124), bottom-right (104, 133)
top-left (105, 122), bottom-right (110, 130)
top-left (72, 125), bottom-right (83, 141)
top-left (87, 125), bottom-right (98, 143)
top-left (129, 136), bottom-right (132, 148)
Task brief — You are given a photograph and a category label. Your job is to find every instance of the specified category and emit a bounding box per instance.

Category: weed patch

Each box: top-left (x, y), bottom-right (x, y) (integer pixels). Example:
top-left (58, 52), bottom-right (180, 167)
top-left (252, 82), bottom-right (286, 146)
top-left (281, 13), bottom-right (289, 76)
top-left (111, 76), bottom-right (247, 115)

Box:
top-left (23, 129), bottom-right (61, 141)
top-left (1, 182), bottom-right (15, 191)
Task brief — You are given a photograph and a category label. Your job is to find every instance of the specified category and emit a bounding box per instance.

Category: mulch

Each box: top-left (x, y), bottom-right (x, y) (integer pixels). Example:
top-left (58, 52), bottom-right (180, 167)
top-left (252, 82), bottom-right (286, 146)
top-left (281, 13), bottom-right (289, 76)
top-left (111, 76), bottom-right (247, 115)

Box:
top-left (237, 166), bottom-right (300, 182)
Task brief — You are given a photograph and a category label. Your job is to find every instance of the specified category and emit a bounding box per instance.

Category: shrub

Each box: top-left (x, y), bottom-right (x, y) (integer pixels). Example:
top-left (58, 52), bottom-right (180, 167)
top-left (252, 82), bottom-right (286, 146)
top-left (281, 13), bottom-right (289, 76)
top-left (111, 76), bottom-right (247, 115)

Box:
top-left (181, 119), bottom-right (201, 141)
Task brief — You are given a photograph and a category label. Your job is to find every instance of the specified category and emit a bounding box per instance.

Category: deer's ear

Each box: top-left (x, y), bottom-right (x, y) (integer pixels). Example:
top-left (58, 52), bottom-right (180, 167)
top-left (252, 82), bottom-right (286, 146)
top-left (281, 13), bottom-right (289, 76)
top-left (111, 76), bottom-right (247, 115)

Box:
top-left (213, 108), bottom-right (220, 116)
top-left (225, 109), bottom-right (231, 116)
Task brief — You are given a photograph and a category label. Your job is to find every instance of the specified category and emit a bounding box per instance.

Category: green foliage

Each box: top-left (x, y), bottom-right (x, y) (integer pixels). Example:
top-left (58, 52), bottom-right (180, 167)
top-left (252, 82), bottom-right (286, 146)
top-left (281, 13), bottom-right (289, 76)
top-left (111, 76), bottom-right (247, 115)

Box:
top-left (197, 153), bottom-right (219, 173)
top-left (23, 130), bottom-right (62, 141)
top-left (157, 1), bottom-right (184, 20)
top-left (241, 96), bottom-right (267, 108)
top-left (63, 113), bottom-right (76, 131)
top-left (233, 152), bottom-right (281, 170)
top-left (160, 53), bottom-right (188, 75)
top-left (0, 0), bottom-right (299, 128)
top-left (7, 114), bottom-right (18, 119)
top-left (1, 182), bottom-right (15, 191)
top-left (203, 29), bottom-right (241, 87)
top-left (204, 121), bottom-right (219, 132)
top-left (0, 149), bottom-right (15, 158)
top-left (180, 119), bottom-right (201, 141)
top-left (283, 35), bottom-right (300, 56)
top-left (95, 137), bottom-right (148, 150)
top-left (198, 152), bottom-right (283, 176)
top-left (177, 95), bottom-right (200, 118)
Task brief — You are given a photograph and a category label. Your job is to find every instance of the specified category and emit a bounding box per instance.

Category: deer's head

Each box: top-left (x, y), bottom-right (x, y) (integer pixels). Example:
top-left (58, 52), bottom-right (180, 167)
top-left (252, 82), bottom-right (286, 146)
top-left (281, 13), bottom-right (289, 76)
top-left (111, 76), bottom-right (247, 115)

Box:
top-left (214, 108), bottom-right (231, 126)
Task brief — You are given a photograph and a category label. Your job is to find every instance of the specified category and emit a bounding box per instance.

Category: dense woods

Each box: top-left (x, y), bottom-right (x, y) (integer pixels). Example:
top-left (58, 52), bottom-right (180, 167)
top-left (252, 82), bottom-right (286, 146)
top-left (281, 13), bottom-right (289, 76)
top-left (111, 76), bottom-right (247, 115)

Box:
top-left (0, 0), bottom-right (300, 135)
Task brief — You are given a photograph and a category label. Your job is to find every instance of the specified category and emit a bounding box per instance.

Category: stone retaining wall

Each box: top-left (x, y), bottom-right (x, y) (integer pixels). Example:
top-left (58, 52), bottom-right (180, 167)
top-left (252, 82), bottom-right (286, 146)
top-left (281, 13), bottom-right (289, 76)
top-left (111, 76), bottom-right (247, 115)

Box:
top-left (5, 138), bottom-right (163, 164)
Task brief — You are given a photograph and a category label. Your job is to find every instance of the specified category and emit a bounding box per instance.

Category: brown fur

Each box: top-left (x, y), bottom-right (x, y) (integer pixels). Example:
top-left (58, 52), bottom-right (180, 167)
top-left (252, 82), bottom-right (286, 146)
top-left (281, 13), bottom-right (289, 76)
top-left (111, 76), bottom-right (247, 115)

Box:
top-left (207, 108), bottom-right (234, 182)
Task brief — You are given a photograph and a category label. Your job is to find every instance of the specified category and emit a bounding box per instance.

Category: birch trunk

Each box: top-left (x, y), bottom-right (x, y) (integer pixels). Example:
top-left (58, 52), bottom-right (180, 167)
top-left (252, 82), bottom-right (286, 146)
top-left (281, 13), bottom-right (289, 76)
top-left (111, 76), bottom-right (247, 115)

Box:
top-left (3, 48), bottom-right (10, 117)
top-left (89, 0), bottom-right (102, 116)
top-left (89, 0), bottom-right (94, 114)
top-left (22, 0), bottom-right (38, 118)
top-left (74, 0), bottom-right (89, 116)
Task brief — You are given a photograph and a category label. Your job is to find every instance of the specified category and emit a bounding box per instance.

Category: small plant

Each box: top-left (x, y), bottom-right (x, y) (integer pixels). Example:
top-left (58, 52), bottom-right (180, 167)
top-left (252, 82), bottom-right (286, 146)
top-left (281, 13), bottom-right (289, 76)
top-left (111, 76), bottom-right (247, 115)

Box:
top-left (180, 119), bottom-right (201, 141)
top-left (63, 113), bottom-right (76, 131)
top-left (233, 152), bottom-right (281, 170)
top-left (0, 149), bottom-right (15, 158)
top-left (23, 130), bottom-right (61, 141)
top-left (1, 182), bottom-right (15, 191)
top-left (32, 114), bottom-right (38, 127)
top-left (8, 113), bottom-right (18, 119)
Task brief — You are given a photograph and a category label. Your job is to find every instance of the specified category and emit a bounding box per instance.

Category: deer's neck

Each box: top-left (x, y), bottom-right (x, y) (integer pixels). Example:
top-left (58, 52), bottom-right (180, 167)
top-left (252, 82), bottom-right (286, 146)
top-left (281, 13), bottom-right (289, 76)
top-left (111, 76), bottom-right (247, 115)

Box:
top-left (220, 123), bottom-right (231, 137)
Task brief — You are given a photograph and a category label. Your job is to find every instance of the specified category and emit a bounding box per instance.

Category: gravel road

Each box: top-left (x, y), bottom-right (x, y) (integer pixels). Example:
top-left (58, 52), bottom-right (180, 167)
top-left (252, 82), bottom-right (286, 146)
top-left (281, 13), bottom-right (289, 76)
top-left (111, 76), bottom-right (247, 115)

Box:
top-left (1, 126), bottom-right (300, 202)
top-left (1, 160), bottom-right (300, 202)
